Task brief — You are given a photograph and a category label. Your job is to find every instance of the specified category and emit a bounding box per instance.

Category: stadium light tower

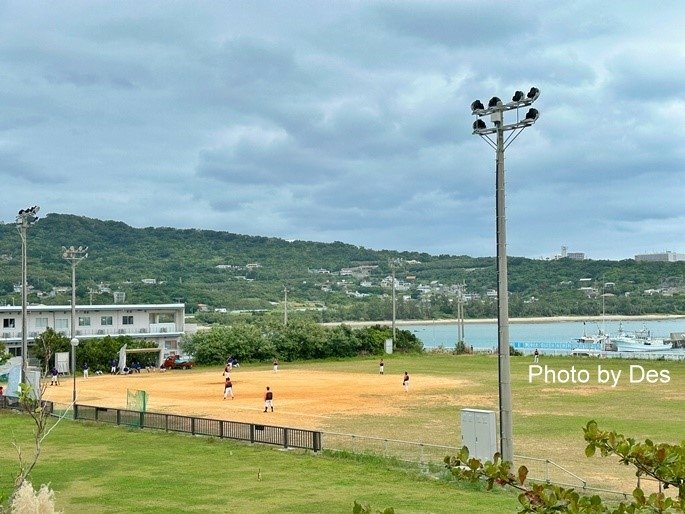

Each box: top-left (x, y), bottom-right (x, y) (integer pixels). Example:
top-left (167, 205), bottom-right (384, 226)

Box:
top-left (62, 245), bottom-right (88, 404)
top-left (16, 205), bottom-right (40, 386)
top-left (470, 88), bottom-right (540, 462)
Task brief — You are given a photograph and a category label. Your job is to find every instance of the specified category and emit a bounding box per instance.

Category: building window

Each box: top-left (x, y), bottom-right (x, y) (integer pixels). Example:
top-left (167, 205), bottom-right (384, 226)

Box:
top-left (55, 318), bottom-right (69, 330)
top-left (35, 317), bottom-right (49, 329)
top-left (78, 317), bottom-right (91, 327)
top-left (3, 318), bottom-right (16, 329)
top-left (101, 316), bottom-right (113, 326)
top-left (122, 315), bottom-right (134, 325)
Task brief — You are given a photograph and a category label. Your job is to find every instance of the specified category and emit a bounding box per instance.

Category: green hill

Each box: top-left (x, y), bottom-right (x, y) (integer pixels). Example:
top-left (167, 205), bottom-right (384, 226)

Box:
top-left (1, 213), bottom-right (685, 320)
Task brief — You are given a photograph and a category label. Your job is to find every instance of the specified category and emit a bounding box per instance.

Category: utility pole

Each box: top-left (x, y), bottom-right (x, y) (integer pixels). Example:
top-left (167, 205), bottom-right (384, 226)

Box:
top-left (16, 205), bottom-right (40, 386)
top-left (283, 287), bottom-right (288, 326)
top-left (471, 88), bottom-right (540, 462)
top-left (456, 282), bottom-right (465, 346)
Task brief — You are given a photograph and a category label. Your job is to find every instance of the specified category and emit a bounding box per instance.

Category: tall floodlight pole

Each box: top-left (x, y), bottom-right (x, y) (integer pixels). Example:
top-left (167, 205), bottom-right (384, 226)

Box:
top-left (471, 88), bottom-right (540, 462)
top-left (16, 206), bottom-right (40, 385)
top-left (62, 245), bottom-right (88, 404)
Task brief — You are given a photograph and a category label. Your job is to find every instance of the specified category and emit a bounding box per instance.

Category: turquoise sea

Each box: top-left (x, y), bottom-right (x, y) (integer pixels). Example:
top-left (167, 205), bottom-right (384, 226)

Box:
top-left (404, 319), bottom-right (685, 354)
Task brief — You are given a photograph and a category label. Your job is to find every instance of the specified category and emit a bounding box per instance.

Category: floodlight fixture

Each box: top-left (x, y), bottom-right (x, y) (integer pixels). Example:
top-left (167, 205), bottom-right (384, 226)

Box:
top-left (473, 119), bottom-right (486, 131)
top-left (525, 108), bottom-right (539, 122)
top-left (471, 99), bottom-right (485, 113)
top-left (488, 96), bottom-right (502, 108)
top-left (527, 87), bottom-right (540, 101)
top-left (512, 90), bottom-right (525, 102)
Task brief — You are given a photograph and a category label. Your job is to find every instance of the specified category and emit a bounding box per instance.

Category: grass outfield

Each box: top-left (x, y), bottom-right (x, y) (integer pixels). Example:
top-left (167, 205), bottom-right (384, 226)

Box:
top-left (0, 411), bottom-right (518, 513)
top-left (282, 353), bottom-right (685, 492)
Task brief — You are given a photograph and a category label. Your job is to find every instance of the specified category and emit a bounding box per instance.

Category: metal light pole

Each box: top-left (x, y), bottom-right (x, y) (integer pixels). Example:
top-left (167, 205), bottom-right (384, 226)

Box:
top-left (471, 88), bottom-right (540, 462)
top-left (70, 337), bottom-right (79, 411)
top-left (62, 245), bottom-right (88, 404)
top-left (16, 205), bottom-right (40, 385)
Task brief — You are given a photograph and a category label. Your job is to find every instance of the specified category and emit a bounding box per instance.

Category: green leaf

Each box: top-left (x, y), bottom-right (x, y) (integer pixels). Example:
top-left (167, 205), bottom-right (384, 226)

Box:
top-left (585, 444), bottom-right (596, 458)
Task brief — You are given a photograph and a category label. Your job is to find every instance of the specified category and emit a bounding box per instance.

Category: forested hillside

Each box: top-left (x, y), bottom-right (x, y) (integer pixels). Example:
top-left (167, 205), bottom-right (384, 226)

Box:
top-left (1, 213), bottom-right (685, 321)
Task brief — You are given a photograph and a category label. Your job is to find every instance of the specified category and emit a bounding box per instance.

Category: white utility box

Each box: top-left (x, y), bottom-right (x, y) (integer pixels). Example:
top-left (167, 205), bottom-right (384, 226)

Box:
top-left (460, 408), bottom-right (497, 462)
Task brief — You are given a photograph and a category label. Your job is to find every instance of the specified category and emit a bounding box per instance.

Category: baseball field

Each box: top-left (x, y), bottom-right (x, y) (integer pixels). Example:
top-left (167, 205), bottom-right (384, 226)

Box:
top-left (37, 352), bottom-right (685, 496)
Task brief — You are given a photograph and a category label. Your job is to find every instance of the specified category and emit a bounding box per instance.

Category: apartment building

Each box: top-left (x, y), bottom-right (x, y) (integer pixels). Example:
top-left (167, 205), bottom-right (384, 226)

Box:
top-left (1, 303), bottom-right (185, 358)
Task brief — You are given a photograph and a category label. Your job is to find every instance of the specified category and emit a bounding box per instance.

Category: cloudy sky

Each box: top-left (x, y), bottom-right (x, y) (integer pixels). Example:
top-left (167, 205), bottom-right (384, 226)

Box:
top-left (1, 1), bottom-right (684, 260)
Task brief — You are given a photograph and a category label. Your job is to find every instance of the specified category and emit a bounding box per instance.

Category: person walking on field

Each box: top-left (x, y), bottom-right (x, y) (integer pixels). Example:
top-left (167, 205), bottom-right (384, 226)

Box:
top-left (50, 366), bottom-right (59, 386)
top-left (533, 349), bottom-right (540, 363)
top-left (402, 371), bottom-right (410, 392)
top-left (379, 359), bottom-right (384, 375)
top-left (272, 359), bottom-right (278, 373)
top-left (223, 377), bottom-right (234, 400)
top-left (264, 386), bottom-right (274, 412)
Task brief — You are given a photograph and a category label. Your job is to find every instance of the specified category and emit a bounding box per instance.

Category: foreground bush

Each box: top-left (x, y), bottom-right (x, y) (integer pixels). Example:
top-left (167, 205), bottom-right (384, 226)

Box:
top-left (446, 420), bottom-right (684, 513)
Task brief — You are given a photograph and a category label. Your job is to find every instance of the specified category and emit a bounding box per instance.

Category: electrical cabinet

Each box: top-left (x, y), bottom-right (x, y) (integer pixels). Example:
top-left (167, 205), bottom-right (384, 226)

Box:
top-left (460, 408), bottom-right (497, 462)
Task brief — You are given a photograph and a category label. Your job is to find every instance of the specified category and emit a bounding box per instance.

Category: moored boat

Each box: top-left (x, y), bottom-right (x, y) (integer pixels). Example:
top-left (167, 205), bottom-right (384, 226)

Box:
top-left (611, 324), bottom-right (672, 352)
top-left (573, 323), bottom-right (617, 352)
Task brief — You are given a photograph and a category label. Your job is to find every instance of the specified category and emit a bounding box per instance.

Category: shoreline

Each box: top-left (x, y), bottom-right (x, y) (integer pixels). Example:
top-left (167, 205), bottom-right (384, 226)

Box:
top-left (322, 314), bottom-right (685, 328)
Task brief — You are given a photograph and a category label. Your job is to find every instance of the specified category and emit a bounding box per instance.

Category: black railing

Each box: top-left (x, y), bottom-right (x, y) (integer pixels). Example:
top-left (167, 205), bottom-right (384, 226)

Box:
top-left (0, 395), bottom-right (53, 414)
top-left (73, 404), bottom-right (322, 452)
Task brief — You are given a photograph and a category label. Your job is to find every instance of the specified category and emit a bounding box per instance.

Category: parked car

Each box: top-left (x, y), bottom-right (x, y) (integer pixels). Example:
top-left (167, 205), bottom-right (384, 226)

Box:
top-left (163, 355), bottom-right (194, 370)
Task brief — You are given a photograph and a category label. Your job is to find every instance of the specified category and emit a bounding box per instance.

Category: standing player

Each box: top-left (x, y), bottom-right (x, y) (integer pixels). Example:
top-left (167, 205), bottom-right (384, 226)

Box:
top-left (264, 386), bottom-right (274, 412)
top-left (272, 359), bottom-right (278, 373)
top-left (402, 371), bottom-right (410, 392)
top-left (223, 376), bottom-right (234, 400)
top-left (379, 359), bottom-right (384, 375)
top-left (50, 366), bottom-right (59, 385)
top-left (82, 362), bottom-right (89, 379)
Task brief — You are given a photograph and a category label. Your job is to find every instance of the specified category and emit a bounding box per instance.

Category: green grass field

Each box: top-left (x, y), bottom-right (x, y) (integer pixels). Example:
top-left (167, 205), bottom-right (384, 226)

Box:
top-left (277, 353), bottom-right (684, 493)
top-left (1, 352), bottom-right (683, 512)
top-left (0, 411), bottom-right (517, 513)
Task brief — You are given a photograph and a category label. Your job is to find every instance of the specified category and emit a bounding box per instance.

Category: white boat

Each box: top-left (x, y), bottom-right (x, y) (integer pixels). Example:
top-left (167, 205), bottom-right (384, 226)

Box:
top-left (573, 323), bottom-right (617, 352)
top-left (611, 324), bottom-right (673, 352)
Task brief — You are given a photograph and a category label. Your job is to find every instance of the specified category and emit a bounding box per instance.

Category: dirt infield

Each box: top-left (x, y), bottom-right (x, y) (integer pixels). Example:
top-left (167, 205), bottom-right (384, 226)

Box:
top-left (42, 366), bottom-right (467, 431)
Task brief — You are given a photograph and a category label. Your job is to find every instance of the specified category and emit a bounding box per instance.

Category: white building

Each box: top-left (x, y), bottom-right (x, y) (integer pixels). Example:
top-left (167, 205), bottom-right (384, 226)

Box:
top-left (0, 303), bottom-right (185, 359)
top-left (635, 251), bottom-right (685, 262)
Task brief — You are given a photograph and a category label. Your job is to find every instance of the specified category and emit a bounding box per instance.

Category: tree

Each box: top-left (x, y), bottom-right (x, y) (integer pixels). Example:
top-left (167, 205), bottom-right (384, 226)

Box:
top-left (31, 328), bottom-right (70, 375)
top-left (445, 420), bottom-right (684, 513)
top-left (0, 341), bottom-right (9, 366)
top-left (3, 383), bottom-right (60, 513)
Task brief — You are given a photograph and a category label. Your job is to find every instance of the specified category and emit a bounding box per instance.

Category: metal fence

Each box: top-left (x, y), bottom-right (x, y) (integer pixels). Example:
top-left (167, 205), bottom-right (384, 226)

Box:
top-left (72, 404), bottom-right (322, 452)
top-left (0, 394), bottom-right (54, 414)
top-left (321, 431), bottom-right (643, 499)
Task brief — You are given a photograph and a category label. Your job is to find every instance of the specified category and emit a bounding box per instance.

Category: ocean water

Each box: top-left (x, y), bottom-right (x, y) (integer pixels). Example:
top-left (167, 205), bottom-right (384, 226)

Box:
top-left (405, 319), bottom-right (685, 353)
